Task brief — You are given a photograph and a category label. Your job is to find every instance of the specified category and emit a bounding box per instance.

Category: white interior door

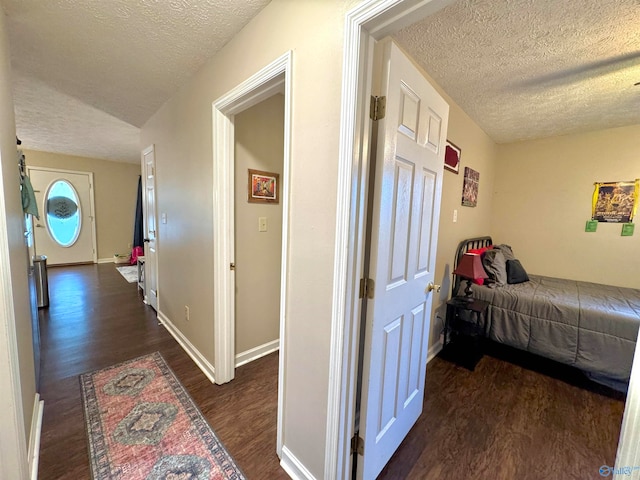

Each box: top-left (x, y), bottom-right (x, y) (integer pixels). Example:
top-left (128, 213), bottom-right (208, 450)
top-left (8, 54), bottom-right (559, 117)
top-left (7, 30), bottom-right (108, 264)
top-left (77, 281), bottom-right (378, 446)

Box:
top-left (142, 145), bottom-right (158, 311)
top-left (27, 167), bottom-right (96, 265)
top-left (358, 40), bottom-right (449, 479)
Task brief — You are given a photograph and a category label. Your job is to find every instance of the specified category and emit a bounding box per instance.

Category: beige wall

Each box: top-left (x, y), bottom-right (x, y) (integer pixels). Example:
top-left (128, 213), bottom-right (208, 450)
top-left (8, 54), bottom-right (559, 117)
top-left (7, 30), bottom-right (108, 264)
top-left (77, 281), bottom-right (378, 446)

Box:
top-left (493, 125), bottom-right (640, 289)
top-left (24, 150), bottom-right (140, 261)
top-left (141, 1), bottom-right (358, 475)
top-left (234, 94), bottom-right (284, 354)
top-left (0, 8), bottom-right (35, 476)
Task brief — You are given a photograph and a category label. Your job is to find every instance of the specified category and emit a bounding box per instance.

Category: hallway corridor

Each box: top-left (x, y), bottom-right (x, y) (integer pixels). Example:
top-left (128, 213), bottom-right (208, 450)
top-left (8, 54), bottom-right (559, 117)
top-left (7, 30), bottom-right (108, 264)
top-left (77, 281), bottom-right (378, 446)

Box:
top-left (37, 263), bottom-right (286, 479)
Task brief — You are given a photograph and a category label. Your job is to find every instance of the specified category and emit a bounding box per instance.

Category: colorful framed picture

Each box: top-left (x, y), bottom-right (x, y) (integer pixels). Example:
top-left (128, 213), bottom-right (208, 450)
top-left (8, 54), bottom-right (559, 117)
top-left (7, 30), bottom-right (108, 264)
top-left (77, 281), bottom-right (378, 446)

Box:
top-left (248, 169), bottom-right (279, 204)
top-left (591, 180), bottom-right (639, 223)
top-left (461, 167), bottom-right (479, 207)
top-left (444, 140), bottom-right (461, 174)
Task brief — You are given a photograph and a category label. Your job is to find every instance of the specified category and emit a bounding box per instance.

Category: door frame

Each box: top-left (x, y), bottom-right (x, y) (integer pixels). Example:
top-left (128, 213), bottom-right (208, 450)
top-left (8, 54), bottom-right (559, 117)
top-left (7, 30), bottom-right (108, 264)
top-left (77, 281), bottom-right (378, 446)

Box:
top-left (326, 2), bottom-right (457, 476)
top-left (26, 166), bottom-right (98, 264)
top-left (212, 51), bottom-right (292, 456)
top-left (327, 1), bottom-right (640, 478)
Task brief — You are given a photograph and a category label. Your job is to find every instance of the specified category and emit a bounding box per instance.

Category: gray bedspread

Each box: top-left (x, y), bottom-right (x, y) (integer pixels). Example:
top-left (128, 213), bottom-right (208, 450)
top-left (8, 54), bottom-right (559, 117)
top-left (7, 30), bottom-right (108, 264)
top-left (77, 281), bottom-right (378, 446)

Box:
top-left (465, 275), bottom-right (640, 382)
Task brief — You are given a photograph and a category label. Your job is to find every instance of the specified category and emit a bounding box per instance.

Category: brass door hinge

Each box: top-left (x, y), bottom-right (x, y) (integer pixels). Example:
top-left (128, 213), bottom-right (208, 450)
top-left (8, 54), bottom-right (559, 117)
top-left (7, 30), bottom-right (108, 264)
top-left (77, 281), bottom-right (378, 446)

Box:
top-left (370, 95), bottom-right (386, 121)
top-left (359, 278), bottom-right (375, 299)
top-left (351, 434), bottom-right (364, 456)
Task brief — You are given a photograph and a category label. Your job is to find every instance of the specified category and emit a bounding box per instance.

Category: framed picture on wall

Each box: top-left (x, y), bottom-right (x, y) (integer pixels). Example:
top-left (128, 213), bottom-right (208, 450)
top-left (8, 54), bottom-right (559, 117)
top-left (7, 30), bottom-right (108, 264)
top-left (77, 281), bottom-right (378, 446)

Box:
top-left (444, 140), bottom-right (461, 174)
top-left (248, 169), bottom-right (279, 204)
top-left (461, 167), bottom-right (479, 207)
top-left (591, 180), bottom-right (639, 223)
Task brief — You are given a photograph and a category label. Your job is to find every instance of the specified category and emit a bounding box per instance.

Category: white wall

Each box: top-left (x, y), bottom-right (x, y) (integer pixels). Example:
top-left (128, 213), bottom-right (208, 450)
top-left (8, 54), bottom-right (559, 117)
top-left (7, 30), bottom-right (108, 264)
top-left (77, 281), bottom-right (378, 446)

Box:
top-left (0, 9), bottom-right (35, 479)
top-left (234, 94), bottom-right (284, 354)
top-left (140, 1), bottom-right (359, 476)
top-left (493, 125), bottom-right (640, 288)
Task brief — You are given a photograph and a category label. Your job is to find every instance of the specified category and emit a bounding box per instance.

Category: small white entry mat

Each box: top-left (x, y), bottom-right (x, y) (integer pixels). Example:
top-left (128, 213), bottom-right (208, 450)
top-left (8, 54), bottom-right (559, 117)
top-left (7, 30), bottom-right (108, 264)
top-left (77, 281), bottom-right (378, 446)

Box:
top-left (116, 265), bottom-right (137, 283)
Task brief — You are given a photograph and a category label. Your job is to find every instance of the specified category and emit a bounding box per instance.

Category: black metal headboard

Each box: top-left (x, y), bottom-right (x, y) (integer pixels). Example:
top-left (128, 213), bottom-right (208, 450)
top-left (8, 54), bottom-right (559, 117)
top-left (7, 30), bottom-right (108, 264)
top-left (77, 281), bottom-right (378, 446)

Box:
top-left (452, 236), bottom-right (493, 297)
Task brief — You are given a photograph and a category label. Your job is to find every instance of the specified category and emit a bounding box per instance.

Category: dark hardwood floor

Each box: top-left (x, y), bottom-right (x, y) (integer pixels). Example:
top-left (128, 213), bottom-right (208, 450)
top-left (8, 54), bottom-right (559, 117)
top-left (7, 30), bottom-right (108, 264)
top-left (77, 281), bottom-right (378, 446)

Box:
top-left (37, 264), bottom-right (626, 480)
top-left (37, 264), bottom-right (288, 480)
top-left (378, 343), bottom-right (626, 480)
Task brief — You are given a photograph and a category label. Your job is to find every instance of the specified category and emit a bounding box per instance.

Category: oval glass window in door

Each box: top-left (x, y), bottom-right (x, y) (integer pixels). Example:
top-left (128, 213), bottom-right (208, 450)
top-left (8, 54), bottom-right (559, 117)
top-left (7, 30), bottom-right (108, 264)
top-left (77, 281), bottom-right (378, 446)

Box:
top-left (45, 180), bottom-right (82, 247)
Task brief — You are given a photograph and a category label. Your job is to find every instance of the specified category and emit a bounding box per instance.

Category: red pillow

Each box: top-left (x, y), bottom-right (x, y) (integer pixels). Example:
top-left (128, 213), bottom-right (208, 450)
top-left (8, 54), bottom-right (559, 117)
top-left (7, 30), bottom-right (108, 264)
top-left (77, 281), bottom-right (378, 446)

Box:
top-left (467, 245), bottom-right (493, 255)
top-left (466, 245), bottom-right (493, 285)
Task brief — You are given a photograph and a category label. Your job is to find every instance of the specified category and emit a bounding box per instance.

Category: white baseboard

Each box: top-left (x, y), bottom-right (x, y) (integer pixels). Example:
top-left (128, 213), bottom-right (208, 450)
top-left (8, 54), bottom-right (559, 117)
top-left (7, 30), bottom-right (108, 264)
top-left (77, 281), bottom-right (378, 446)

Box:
top-left (427, 341), bottom-right (443, 364)
top-left (28, 394), bottom-right (44, 480)
top-left (97, 257), bottom-right (114, 264)
top-left (235, 339), bottom-right (279, 368)
top-left (157, 311), bottom-right (216, 384)
top-left (281, 445), bottom-right (317, 480)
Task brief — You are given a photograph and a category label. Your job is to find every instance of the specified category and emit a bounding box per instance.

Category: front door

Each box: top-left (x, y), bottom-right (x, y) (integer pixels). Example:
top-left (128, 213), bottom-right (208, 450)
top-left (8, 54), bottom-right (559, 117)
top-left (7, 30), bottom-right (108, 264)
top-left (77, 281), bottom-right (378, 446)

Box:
top-left (358, 40), bottom-right (449, 479)
top-left (142, 145), bottom-right (158, 311)
top-left (27, 167), bottom-right (96, 265)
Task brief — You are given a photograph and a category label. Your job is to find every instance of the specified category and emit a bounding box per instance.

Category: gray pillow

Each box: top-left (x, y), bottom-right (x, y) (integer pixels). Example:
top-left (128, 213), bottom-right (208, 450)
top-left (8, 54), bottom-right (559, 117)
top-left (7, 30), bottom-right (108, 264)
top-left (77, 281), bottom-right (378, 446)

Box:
top-left (493, 244), bottom-right (516, 261)
top-left (482, 249), bottom-right (507, 286)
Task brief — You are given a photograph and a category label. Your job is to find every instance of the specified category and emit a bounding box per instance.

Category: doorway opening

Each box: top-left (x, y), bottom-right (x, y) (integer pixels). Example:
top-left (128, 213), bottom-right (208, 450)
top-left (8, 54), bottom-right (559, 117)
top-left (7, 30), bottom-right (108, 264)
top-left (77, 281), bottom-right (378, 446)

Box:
top-left (233, 94), bottom-right (284, 368)
top-left (212, 51), bottom-right (292, 457)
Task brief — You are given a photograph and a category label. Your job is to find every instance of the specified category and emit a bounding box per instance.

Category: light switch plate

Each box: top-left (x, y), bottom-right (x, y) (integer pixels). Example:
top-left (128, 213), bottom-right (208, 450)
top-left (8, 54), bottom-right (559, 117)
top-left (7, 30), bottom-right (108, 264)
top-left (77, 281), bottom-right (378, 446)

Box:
top-left (258, 217), bottom-right (267, 232)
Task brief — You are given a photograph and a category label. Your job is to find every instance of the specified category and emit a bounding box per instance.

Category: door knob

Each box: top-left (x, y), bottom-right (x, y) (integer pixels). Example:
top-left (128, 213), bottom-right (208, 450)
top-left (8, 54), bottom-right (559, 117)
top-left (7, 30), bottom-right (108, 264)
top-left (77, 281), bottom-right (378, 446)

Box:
top-left (426, 282), bottom-right (441, 293)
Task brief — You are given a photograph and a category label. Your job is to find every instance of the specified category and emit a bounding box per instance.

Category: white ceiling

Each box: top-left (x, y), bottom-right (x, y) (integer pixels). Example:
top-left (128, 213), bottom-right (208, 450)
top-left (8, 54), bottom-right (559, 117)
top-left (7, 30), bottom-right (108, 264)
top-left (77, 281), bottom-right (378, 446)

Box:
top-left (3, 0), bottom-right (271, 163)
top-left (3, 0), bottom-right (640, 164)
top-left (394, 0), bottom-right (640, 143)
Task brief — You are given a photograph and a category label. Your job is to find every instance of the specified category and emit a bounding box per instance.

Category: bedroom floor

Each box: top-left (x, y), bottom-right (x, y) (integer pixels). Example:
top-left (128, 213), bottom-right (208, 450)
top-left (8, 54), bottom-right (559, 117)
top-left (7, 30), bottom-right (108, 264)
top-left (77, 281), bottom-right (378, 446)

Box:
top-left (379, 342), bottom-right (626, 480)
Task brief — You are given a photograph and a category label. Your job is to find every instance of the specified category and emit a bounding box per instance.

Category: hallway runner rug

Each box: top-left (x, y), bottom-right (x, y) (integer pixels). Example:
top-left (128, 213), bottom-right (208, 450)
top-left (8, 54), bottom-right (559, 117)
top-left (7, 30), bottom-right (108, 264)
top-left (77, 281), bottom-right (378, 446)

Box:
top-left (80, 352), bottom-right (245, 480)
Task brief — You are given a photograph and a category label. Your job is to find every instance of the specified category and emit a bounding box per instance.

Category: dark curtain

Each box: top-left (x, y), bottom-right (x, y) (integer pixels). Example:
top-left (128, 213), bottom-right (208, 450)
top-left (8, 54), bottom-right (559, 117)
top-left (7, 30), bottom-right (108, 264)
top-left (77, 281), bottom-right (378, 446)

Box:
top-left (133, 175), bottom-right (144, 248)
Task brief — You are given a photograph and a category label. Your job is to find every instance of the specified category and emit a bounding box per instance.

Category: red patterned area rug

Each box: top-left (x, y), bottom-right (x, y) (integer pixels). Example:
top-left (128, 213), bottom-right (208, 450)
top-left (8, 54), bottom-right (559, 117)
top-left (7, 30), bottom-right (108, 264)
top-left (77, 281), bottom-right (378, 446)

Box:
top-left (80, 352), bottom-right (245, 479)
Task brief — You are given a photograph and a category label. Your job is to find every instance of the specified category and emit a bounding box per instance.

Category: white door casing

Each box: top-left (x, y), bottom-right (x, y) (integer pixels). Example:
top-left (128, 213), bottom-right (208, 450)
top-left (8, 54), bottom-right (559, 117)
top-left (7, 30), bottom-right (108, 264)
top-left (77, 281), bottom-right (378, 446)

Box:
top-left (27, 167), bottom-right (97, 265)
top-left (212, 51), bottom-right (292, 457)
top-left (357, 39), bottom-right (448, 479)
top-left (326, 2), bottom-right (458, 478)
top-left (142, 145), bottom-right (158, 311)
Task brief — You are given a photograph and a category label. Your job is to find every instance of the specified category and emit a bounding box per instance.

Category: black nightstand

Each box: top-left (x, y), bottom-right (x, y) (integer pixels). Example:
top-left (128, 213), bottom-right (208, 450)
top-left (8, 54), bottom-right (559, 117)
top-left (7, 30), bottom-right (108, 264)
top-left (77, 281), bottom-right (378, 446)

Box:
top-left (442, 297), bottom-right (489, 370)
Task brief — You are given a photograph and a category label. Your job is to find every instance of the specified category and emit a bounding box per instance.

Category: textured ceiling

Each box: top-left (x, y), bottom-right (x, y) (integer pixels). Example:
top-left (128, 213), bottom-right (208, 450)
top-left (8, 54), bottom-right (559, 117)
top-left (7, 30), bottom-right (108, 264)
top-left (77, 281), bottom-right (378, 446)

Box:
top-left (4, 0), bottom-right (639, 163)
top-left (12, 71), bottom-right (140, 163)
top-left (3, 0), bottom-right (270, 162)
top-left (394, 0), bottom-right (640, 143)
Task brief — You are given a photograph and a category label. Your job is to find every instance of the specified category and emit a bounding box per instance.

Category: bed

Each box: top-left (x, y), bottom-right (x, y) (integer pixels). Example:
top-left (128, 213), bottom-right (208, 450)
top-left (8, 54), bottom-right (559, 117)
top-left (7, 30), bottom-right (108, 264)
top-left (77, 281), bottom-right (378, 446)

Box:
top-left (452, 236), bottom-right (640, 387)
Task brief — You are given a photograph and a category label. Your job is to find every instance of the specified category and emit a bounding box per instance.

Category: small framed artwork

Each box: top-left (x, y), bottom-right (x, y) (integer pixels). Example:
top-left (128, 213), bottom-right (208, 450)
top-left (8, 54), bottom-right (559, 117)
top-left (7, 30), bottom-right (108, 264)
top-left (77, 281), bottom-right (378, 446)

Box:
top-left (461, 167), bottom-right (479, 207)
top-left (248, 169), bottom-right (279, 204)
top-left (444, 140), bottom-right (461, 174)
